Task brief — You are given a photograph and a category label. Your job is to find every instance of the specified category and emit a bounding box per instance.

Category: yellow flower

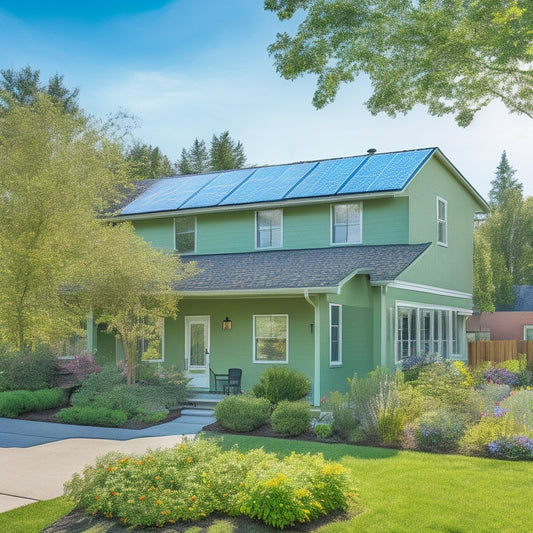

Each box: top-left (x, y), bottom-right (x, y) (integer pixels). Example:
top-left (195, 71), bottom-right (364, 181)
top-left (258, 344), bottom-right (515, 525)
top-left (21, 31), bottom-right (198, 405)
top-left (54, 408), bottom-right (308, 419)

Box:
top-left (190, 495), bottom-right (197, 502)
top-left (189, 507), bottom-right (194, 512)
top-left (187, 457), bottom-right (193, 463)
top-left (136, 461), bottom-right (142, 465)
top-left (322, 463), bottom-right (344, 475)
top-left (155, 475), bottom-right (161, 480)
top-left (120, 457), bottom-right (130, 463)
top-left (156, 500), bottom-right (162, 505)
top-left (263, 473), bottom-right (288, 488)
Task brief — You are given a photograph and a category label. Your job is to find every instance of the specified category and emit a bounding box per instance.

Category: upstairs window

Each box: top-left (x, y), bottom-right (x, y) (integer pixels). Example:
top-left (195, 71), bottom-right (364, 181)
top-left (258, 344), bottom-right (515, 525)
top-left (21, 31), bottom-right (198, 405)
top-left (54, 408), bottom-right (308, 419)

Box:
top-left (256, 209), bottom-right (282, 249)
top-left (175, 216), bottom-right (196, 254)
top-left (332, 203), bottom-right (362, 244)
top-left (437, 197), bottom-right (447, 246)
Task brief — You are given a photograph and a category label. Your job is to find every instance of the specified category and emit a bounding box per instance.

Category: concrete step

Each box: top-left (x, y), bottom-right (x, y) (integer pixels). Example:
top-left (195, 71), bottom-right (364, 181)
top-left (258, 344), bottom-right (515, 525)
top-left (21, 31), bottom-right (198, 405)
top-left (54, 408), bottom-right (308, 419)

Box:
top-left (181, 408), bottom-right (215, 417)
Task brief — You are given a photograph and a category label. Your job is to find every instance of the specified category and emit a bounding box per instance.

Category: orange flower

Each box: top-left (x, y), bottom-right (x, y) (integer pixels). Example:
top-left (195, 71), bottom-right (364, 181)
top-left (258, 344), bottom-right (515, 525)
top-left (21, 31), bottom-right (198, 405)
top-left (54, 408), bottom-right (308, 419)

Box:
top-left (94, 496), bottom-right (99, 500)
top-left (120, 457), bottom-right (130, 463)
top-left (136, 460), bottom-right (142, 465)
top-left (156, 500), bottom-right (163, 505)
top-left (155, 475), bottom-right (161, 480)
top-left (148, 486), bottom-right (156, 491)
top-left (190, 495), bottom-right (197, 502)
top-left (139, 496), bottom-right (146, 501)
top-left (120, 518), bottom-right (127, 523)
top-left (111, 491), bottom-right (117, 497)
top-left (161, 510), bottom-right (170, 515)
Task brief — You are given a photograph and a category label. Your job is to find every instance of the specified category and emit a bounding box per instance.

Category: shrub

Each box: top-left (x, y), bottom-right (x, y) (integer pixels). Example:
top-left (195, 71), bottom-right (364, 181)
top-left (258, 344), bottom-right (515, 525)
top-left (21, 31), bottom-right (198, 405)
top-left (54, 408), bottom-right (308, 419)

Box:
top-left (484, 368), bottom-right (520, 388)
top-left (0, 347), bottom-right (58, 391)
top-left (349, 367), bottom-right (405, 443)
top-left (70, 366), bottom-right (125, 406)
top-left (314, 424), bottom-right (333, 439)
top-left (414, 409), bottom-right (467, 452)
top-left (327, 391), bottom-right (358, 440)
top-left (466, 383), bottom-right (512, 421)
top-left (271, 400), bottom-right (312, 436)
top-left (215, 394), bottom-right (270, 431)
top-left (488, 436), bottom-right (533, 460)
top-left (399, 354), bottom-right (437, 382)
top-left (500, 389), bottom-right (533, 431)
top-left (498, 355), bottom-right (532, 387)
top-left (61, 352), bottom-right (101, 381)
top-left (416, 360), bottom-right (470, 410)
top-left (56, 406), bottom-right (128, 427)
top-left (459, 416), bottom-right (513, 456)
top-left (65, 439), bottom-right (350, 529)
top-left (0, 388), bottom-right (66, 417)
top-left (252, 366), bottom-right (311, 403)
top-left (134, 408), bottom-right (169, 424)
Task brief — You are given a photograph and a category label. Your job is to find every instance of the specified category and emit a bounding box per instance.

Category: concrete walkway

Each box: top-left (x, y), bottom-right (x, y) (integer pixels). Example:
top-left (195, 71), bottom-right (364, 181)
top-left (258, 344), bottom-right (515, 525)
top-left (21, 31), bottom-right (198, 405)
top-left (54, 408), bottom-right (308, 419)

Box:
top-left (0, 412), bottom-right (215, 513)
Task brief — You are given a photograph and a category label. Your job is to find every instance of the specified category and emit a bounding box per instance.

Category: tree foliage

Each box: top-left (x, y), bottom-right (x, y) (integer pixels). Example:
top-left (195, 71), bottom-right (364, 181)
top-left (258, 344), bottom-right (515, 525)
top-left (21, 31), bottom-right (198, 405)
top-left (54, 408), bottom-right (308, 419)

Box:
top-left (473, 233), bottom-right (495, 312)
top-left (474, 153), bottom-right (532, 308)
top-left (265, 0), bottom-right (533, 126)
top-left (125, 142), bottom-right (175, 180)
top-left (0, 65), bottom-right (79, 113)
top-left (178, 131), bottom-right (246, 174)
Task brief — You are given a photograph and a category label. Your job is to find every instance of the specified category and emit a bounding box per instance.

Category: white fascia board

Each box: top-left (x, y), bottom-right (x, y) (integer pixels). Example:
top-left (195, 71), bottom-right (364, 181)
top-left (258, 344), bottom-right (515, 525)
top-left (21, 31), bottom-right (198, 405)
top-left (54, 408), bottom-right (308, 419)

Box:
top-left (115, 191), bottom-right (398, 221)
top-left (383, 280), bottom-right (472, 299)
top-left (178, 286), bottom-right (339, 298)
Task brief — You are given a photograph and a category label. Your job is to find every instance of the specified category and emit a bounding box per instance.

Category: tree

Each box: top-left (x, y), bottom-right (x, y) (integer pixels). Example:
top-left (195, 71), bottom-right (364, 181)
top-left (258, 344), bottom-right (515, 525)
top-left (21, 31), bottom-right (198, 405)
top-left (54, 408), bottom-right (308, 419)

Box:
top-left (178, 132), bottom-right (246, 174)
top-left (177, 138), bottom-right (209, 174)
top-left (0, 65), bottom-right (79, 113)
top-left (125, 142), bottom-right (175, 180)
top-left (265, 0), bottom-right (533, 126)
top-left (76, 223), bottom-right (196, 385)
top-left (472, 233), bottom-right (495, 312)
top-left (489, 151), bottom-right (524, 206)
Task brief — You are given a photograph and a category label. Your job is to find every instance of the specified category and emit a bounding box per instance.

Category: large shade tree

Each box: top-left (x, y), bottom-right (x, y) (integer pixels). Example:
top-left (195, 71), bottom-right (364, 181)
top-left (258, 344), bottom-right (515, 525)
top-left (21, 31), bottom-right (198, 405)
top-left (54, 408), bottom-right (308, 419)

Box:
top-left (265, 0), bottom-right (533, 126)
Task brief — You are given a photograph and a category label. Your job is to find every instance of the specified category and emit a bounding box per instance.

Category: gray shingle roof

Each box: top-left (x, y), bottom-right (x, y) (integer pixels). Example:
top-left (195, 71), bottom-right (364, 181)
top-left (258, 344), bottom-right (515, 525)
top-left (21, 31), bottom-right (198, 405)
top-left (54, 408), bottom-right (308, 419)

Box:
top-left (496, 286), bottom-right (533, 312)
top-left (176, 244), bottom-right (430, 293)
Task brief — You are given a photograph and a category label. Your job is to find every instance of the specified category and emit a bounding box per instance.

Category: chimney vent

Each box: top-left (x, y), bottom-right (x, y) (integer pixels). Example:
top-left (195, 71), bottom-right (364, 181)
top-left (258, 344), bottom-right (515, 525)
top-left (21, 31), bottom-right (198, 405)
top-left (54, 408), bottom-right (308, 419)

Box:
top-left (367, 148), bottom-right (377, 155)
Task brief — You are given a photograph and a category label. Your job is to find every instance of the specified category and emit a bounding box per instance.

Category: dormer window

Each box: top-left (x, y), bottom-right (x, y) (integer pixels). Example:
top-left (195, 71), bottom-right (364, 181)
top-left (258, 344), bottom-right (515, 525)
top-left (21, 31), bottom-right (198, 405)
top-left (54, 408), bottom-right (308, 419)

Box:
top-left (331, 203), bottom-right (362, 244)
top-left (256, 209), bottom-right (282, 249)
top-left (174, 216), bottom-right (196, 254)
top-left (437, 197), bottom-right (447, 246)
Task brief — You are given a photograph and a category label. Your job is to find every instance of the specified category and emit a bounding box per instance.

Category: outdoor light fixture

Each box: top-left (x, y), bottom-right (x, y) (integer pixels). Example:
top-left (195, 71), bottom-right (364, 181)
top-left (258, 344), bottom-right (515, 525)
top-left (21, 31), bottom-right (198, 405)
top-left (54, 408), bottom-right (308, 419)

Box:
top-left (310, 323), bottom-right (314, 334)
top-left (222, 316), bottom-right (232, 330)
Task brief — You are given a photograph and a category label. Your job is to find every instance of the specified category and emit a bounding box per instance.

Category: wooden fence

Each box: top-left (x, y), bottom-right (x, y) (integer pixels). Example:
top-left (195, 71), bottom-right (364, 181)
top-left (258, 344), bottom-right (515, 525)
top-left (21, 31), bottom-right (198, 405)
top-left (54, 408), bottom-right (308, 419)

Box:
top-left (468, 340), bottom-right (533, 366)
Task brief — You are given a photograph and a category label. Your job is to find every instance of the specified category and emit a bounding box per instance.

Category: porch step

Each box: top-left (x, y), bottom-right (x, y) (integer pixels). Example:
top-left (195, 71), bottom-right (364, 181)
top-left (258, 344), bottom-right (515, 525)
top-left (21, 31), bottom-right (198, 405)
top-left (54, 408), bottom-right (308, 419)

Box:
top-left (186, 393), bottom-right (225, 411)
top-left (181, 408), bottom-right (216, 417)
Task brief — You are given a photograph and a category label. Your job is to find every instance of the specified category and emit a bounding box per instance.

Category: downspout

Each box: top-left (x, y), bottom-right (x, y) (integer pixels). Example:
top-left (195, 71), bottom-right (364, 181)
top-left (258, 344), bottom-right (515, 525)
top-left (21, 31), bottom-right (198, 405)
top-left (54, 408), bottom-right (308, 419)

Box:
top-left (304, 289), bottom-right (320, 406)
top-left (380, 286), bottom-right (387, 367)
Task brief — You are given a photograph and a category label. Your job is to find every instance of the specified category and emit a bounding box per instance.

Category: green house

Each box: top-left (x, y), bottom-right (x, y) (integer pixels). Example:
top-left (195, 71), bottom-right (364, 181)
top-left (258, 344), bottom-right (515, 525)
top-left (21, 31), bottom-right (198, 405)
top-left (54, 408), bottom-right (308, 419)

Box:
top-left (90, 147), bottom-right (489, 404)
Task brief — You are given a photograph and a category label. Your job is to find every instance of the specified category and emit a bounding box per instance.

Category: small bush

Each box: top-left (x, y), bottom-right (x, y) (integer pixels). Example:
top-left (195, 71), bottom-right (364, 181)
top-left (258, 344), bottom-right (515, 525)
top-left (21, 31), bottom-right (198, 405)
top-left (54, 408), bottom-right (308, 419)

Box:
top-left (0, 388), bottom-right (66, 417)
top-left (500, 389), bottom-right (533, 431)
top-left (215, 394), bottom-right (270, 431)
top-left (484, 368), bottom-right (520, 388)
top-left (271, 400), bottom-right (312, 436)
top-left (252, 366), bottom-right (311, 403)
top-left (488, 436), bottom-right (533, 460)
top-left (61, 352), bottom-right (101, 381)
top-left (459, 416), bottom-right (512, 456)
top-left (56, 406), bottom-right (128, 427)
top-left (399, 354), bottom-right (437, 382)
top-left (134, 408), bottom-right (169, 424)
top-left (314, 424), bottom-right (333, 439)
top-left (414, 409), bottom-right (467, 452)
top-left (327, 391), bottom-right (358, 440)
top-left (0, 347), bottom-right (58, 391)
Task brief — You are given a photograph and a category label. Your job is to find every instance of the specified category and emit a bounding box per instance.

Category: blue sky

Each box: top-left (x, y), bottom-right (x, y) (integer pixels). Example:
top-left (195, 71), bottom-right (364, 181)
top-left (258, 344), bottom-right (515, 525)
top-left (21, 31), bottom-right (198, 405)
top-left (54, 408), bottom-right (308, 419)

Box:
top-left (0, 0), bottom-right (531, 199)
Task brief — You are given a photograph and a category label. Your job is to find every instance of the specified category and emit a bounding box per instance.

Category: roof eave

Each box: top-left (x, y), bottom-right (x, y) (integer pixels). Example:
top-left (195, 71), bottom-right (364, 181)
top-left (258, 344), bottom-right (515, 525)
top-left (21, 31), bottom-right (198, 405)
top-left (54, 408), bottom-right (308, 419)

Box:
top-left (177, 286), bottom-right (340, 298)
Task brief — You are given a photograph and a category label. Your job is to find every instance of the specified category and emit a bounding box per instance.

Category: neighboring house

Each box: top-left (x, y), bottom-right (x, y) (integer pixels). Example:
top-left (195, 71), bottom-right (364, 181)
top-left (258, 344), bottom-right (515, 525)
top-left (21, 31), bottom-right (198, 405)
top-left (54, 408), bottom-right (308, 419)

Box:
top-left (467, 286), bottom-right (533, 341)
top-left (89, 147), bottom-right (488, 404)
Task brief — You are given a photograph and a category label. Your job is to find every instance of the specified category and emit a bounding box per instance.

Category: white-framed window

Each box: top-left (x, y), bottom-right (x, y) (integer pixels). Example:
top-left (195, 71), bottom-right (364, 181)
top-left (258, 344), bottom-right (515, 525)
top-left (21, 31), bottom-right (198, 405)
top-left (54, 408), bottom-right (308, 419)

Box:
top-left (395, 303), bottom-right (463, 361)
top-left (331, 203), bottom-right (362, 244)
top-left (437, 197), bottom-right (447, 246)
top-left (139, 318), bottom-right (165, 363)
top-left (253, 314), bottom-right (288, 363)
top-left (174, 216), bottom-right (196, 254)
top-left (524, 326), bottom-right (533, 341)
top-left (256, 209), bottom-right (283, 249)
top-left (329, 304), bottom-right (342, 365)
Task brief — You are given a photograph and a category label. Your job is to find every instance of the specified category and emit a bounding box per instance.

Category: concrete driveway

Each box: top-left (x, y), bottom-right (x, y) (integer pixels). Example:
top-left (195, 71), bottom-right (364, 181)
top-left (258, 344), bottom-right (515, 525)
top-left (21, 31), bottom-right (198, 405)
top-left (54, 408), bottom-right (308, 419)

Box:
top-left (0, 414), bottom-right (214, 513)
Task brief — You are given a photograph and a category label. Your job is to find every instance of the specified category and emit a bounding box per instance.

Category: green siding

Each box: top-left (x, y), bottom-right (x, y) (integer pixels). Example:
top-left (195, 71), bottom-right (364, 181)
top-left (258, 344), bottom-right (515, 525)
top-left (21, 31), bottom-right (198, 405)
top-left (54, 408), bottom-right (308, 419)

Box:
top-left (402, 157), bottom-right (481, 294)
top-left (134, 218), bottom-right (174, 249)
top-left (363, 197), bottom-right (409, 244)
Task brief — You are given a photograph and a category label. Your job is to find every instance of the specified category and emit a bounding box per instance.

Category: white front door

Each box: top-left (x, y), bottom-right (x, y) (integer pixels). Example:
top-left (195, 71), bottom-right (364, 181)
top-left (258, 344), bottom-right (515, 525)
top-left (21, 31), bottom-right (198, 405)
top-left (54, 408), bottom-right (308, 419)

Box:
top-left (185, 316), bottom-right (210, 388)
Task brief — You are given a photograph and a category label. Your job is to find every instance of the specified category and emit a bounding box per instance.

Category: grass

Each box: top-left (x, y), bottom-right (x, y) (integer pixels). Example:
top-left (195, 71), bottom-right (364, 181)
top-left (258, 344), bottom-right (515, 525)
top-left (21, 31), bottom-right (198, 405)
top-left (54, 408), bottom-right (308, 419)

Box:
top-left (0, 496), bottom-right (75, 533)
top-left (2, 435), bottom-right (533, 532)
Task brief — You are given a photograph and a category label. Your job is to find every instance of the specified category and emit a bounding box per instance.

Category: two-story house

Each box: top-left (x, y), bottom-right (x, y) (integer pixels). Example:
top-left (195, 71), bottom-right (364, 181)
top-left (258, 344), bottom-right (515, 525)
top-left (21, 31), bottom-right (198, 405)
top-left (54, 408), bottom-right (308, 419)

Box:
top-left (89, 147), bottom-right (489, 404)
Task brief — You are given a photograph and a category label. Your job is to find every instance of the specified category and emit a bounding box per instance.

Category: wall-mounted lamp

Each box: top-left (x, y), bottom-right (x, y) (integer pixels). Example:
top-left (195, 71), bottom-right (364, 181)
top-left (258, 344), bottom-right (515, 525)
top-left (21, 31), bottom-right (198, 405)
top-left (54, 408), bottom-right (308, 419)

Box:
top-left (310, 323), bottom-right (314, 334)
top-left (222, 316), bottom-right (232, 330)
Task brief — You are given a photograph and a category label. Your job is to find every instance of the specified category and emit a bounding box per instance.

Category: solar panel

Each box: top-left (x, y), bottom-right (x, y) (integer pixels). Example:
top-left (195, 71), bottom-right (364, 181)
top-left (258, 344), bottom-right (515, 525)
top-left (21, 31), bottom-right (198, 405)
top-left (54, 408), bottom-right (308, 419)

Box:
top-left (120, 149), bottom-right (437, 215)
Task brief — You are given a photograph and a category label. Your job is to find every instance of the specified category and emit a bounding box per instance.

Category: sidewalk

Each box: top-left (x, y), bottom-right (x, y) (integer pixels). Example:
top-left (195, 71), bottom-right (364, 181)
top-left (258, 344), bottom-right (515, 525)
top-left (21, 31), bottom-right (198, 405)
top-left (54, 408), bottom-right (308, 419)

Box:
top-left (0, 414), bottom-right (215, 513)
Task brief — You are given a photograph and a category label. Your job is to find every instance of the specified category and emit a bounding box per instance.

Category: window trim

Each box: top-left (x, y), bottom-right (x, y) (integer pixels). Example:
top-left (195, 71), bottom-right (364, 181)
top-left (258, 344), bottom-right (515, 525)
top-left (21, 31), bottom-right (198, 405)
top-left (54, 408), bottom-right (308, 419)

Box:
top-left (330, 202), bottom-right (362, 245)
top-left (253, 314), bottom-right (289, 364)
top-left (329, 304), bottom-right (342, 366)
top-left (524, 325), bottom-right (533, 341)
top-left (436, 196), bottom-right (448, 247)
top-left (174, 215), bottom-right (197, 254)
top-left (255, 209), bottom-right (283, 249)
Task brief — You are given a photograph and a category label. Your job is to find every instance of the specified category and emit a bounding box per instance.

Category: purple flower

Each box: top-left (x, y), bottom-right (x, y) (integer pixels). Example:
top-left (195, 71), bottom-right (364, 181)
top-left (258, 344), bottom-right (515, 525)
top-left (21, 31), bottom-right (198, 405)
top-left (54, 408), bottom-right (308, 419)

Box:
top-left (493, 406), bottom-right (509, 418)
top-left (484, 368), bottom-right (520, 388)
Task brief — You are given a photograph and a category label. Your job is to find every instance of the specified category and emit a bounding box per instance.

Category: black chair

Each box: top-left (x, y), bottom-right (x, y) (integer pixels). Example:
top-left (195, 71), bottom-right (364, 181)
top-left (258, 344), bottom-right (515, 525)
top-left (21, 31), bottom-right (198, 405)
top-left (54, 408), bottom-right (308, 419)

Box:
top-left (223, 368), bottom-right (242, 395)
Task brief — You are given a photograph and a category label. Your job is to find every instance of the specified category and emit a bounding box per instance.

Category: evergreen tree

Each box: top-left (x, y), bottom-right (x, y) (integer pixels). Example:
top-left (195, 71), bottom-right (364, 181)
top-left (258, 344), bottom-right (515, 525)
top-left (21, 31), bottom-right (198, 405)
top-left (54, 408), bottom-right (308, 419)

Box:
top-left (472, 233), bottom-right (495, 312)
top-left (178, 132), bottom-right (246, 174)
top-left (126, 142), bottom-right (175, 180)
top-left (489, 151), bottom-right (523, 207)
top-left (0, 65), bottom-right (79, 113)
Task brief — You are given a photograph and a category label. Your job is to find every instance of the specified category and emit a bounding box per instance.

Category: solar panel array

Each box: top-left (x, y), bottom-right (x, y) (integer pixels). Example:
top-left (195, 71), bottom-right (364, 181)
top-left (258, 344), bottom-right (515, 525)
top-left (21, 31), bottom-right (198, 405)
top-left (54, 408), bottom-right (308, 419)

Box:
top-left (120, 148), bottom-right (435, 215)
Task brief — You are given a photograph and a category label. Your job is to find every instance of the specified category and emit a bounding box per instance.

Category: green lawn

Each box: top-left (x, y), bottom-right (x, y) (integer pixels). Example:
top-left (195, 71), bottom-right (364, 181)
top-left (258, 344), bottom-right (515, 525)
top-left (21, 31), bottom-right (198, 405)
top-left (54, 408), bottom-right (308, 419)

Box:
top-left (2, 436), bottom-right (533, 532)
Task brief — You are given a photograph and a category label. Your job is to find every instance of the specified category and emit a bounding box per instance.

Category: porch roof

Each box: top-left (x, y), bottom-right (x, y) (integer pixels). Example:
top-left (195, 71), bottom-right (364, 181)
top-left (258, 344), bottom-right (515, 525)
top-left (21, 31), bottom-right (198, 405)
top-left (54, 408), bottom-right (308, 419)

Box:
top-left (176, 243), bottom-right (430, 295)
